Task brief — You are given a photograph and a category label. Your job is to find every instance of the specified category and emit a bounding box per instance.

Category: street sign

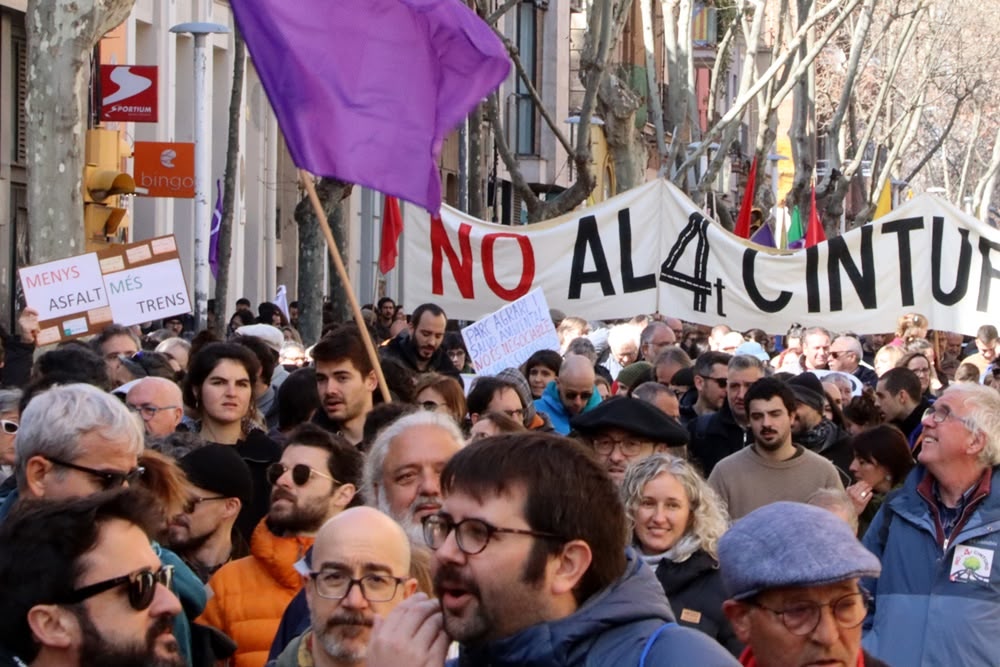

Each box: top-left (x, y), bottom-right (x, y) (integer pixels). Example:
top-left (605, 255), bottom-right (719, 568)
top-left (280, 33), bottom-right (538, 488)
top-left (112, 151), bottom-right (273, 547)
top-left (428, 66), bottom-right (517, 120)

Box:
top-left (133, 142), bottom-right (196, 198)
top-left (100, 65), bottom-right (159, 123)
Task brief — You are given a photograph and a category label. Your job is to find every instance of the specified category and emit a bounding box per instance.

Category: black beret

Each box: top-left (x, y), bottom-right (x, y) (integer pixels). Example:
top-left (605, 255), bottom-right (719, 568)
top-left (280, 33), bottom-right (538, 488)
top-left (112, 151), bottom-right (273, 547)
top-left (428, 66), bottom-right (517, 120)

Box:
top-left (570, 396), bottom-right (689, 446)
top-left (179, 444), bottom-right (254, 504)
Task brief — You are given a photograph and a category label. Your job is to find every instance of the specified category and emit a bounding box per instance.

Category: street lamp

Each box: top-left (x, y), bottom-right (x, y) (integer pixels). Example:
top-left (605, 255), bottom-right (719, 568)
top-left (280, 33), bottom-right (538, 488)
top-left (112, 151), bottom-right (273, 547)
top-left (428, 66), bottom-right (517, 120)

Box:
top-left (170, 21), bottom-right (230, 331)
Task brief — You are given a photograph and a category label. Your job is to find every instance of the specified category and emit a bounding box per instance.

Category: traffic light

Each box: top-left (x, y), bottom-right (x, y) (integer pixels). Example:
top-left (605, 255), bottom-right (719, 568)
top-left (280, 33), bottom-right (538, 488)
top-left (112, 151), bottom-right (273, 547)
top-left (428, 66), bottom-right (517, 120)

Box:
top-left (84, 128), bottom-right (135, 250)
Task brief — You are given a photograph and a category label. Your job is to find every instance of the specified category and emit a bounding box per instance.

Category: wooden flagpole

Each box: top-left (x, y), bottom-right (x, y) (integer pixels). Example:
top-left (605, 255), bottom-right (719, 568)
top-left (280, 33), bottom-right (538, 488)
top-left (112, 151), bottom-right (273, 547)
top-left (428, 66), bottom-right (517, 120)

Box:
top-left (299, 170), bottom-right (392, 403)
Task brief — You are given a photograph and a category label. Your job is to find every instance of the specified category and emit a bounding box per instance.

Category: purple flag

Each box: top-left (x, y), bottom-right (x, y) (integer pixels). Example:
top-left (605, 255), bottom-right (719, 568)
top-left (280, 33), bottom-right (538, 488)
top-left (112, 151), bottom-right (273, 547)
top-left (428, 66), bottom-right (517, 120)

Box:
top-left (750, 221), bottom-right (775, 248)
top-left (231, 0), bottom-right (511, 214)
top-left (209, 179), bottom-right (222, 279)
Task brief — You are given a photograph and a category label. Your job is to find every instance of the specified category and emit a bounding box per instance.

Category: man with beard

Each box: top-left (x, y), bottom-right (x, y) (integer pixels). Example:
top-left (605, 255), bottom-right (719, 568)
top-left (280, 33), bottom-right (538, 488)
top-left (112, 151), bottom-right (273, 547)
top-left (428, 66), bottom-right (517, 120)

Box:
top-left (708, 378), bottom-right (844, 520)
top-left (0, 489), bottom-right (185, 667)
top-left (373, 297), bottom-right (396, 343)
top-left (364, 411), bottom-right (465, 540)
top-left (787, 374), bottom-right (853, 485)
top-left (200, 425), bottom-right (362, 667)
top-left (379, 303), bottom-right (461, 382)
top-left (268, 507), bottom-right (418, 666)
top-left (363, 433), bottom-right (738, 666)
top-left (313, 327), bottom-right (378, 446)
top-left (168, 444), bottom-right (254, 583)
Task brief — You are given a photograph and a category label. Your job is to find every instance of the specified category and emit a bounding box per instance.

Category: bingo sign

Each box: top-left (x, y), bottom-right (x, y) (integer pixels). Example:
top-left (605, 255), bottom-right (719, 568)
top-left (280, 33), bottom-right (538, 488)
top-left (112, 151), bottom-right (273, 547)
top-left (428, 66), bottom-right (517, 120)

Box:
top-left (19, 235), bottom-right (191, 345)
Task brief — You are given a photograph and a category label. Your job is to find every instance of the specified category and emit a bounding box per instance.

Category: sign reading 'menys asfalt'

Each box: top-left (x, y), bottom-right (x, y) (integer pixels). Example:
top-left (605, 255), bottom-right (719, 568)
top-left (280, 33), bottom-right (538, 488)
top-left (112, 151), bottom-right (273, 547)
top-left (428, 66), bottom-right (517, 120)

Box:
top-left (403, 181), bottom-right (1000, 337)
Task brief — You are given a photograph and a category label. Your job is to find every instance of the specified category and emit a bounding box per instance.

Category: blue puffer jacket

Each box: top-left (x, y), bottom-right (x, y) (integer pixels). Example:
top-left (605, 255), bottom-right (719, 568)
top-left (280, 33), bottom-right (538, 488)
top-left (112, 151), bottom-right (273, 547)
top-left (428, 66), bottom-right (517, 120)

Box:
top-left (448, 550), bottom-right (739, 666)
top-left (861, 464), bottom-right (1000, 667)
top-left (533, 381), bottom-right (601, 436)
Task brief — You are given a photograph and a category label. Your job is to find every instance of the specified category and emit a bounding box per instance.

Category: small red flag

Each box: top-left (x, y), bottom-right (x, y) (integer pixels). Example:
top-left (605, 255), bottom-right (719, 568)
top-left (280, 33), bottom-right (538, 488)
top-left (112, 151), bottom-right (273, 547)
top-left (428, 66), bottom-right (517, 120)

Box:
top-left (806, 183), bottom-right (826, 247)
top-left (734, 155), bottom-right (758, 238)
top-left (379, 195), bottom-right (404, 274)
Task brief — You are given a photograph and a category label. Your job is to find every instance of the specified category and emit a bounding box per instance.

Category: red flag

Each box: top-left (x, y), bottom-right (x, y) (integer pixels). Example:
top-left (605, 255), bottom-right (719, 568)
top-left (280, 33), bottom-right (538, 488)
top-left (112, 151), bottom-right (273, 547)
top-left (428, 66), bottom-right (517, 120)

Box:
top-left (734, 155), bottom-right (758, 238)
top-left (379, 195), bottom-right (404, 274)
top-left (806, 184), bottom-right (826, 247)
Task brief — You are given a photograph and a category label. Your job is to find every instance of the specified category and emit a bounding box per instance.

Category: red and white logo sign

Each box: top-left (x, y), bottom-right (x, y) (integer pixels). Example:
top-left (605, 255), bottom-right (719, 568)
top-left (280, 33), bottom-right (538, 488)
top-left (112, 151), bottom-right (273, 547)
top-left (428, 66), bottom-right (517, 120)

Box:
top-left (100, 65), bottom-right (158, 123)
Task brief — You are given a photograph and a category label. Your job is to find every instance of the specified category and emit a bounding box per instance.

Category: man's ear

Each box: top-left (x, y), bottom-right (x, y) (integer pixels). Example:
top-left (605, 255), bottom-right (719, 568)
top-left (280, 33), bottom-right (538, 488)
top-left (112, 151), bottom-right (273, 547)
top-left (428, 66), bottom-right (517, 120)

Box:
top-left (401, 577), bottom-right (419, 599)
top-left (26, 604), bottom-right (77, 651)
top-left (24, 456), bottom-right (53, 498)
top-left (548, 539), bottom-right (592, 596)
top-left (469, 413), bottom-right (480, 425)
top-left (222, 497), bottom-right (242, 520)
top-left (333, 483), bottom-right (357, 509)
top-left (693, 375), bottom-right (705, 392)
top-left (364, 370), bottom-right (378, 393)
top-left (722, 600), bottom-right (753, 644)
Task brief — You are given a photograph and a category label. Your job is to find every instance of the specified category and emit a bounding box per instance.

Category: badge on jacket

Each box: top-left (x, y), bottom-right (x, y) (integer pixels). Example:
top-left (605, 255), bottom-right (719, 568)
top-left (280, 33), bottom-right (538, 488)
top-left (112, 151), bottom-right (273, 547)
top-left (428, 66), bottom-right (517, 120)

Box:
top-left (949, 543), bottom-right (994, 585)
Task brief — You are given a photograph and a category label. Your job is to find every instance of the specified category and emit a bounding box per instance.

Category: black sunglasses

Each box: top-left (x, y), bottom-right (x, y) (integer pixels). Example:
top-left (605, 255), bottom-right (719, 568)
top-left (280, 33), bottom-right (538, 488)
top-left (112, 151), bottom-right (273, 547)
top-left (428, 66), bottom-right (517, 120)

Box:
top-left (46, 457), bottom-right (145, 490)
top-left (62, 566), bottom-right (174, 611)
top-left (182, 495), bottom-right (227, 514)
top-left (266, 462), bottom-right (337, 487)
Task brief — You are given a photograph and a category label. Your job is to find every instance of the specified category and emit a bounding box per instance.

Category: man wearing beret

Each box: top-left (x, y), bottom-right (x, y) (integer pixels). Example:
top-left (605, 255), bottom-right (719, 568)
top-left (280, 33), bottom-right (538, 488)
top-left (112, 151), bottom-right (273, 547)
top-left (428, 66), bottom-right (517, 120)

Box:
top-left (719, 502), bottom-right (889, 667)
top-left (571, 395), bottom-right (689, 484)
top-left (168, 444), bottom-right (255, 583)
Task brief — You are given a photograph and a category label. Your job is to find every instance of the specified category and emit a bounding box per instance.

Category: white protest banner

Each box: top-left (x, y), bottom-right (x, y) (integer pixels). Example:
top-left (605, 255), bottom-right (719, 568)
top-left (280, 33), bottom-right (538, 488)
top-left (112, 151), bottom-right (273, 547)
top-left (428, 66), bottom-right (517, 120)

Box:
top-left (403, 180), bottom-right (1000, 336)
top-left (19, 253), bottom-right (109, 322)
top-left (99, 235), bottom-right (191, 326)
top-left (461, 289), bottom-right (560, 376)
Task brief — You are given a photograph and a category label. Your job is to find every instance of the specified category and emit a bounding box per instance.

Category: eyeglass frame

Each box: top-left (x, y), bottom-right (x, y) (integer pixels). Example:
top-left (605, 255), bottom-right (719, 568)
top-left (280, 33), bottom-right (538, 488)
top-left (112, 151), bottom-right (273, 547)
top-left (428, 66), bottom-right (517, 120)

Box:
top-left (590, 435), bottom-right (652, 457)
top-left (421, 513), bottom-right (563, 556)
top-left (266, 462), bottom-right (338, 487)
top-left (308, 569), bottom-right (409, 602)
top-left (182, 495), bottom-right (228, 514)
top-left (0, 419), bottom-right (18, 434)
top-left (923, 406), bottom-right (977, 431)
top-left (126, 403), bottom-right (180, 420)
top-left (747, 590), bottom-right (869, 636)
top-left (562, 389), bottom-right (593, 401)
top-left (699, 375), bottom-right (728, 389)
top-left (61, 565), bottom-right (174, 611)
top-left (46, 457), bottom-right (145, 490)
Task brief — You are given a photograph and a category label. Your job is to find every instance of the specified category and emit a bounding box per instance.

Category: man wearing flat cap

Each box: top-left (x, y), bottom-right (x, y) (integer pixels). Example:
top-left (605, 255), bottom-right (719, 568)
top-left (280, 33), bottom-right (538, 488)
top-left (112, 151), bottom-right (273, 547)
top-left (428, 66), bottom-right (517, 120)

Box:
top-left (571, 395), bottom-right (689, 484)
top-left (719, 502), bottom-right (889, 667)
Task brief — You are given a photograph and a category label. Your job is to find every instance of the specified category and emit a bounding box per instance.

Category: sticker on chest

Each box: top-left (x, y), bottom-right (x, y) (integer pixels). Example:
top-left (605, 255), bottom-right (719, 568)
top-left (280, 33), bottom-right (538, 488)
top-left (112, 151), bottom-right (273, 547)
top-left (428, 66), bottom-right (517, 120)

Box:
top-left (949, 543), bottom-right (995, 584)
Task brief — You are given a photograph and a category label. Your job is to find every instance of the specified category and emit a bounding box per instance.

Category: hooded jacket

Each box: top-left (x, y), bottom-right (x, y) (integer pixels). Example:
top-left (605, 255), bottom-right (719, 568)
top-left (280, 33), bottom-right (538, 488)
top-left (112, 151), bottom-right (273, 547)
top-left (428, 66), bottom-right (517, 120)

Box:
top-left (380, 331), bottom-right (462, 381)
top-left (533, 380), bottom-right (601, 436)
top-left (199, 519), bottom-right (314, 667)
top-left (861, 464), bottom-right (1000, 666)
top-left (449, 550), bottom-right (739, 666)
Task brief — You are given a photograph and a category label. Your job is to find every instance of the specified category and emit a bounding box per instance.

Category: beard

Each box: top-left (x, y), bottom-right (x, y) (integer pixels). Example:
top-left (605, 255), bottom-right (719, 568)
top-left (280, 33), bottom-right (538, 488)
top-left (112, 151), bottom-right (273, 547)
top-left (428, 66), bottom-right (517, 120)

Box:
top-left (374, 487), bottom-right (437, 543)
top-left (166, 519), bottom-right (214, 555)
top-left (74, 606), bottom-right (183, 667)
top-left (312, 609), bottom-right (374, 663)
top-left (268, 487), bottom-right (331, 535)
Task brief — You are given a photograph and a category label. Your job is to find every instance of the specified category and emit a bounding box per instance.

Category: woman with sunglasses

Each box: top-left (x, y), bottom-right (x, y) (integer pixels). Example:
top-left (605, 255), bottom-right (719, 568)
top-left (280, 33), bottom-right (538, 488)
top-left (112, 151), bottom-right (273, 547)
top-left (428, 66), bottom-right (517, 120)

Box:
top-left (413, 373), bottom-right (467, 425)
top-left (0, 388), bottom-right (21, 485)
top-left (182, 342), bottom-right (281, 541)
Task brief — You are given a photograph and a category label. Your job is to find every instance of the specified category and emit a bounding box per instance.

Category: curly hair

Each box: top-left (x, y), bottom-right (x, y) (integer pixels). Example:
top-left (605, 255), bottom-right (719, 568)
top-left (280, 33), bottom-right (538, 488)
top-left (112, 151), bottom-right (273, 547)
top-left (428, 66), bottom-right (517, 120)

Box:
top-left (620, 454), bottom-right (730, 560)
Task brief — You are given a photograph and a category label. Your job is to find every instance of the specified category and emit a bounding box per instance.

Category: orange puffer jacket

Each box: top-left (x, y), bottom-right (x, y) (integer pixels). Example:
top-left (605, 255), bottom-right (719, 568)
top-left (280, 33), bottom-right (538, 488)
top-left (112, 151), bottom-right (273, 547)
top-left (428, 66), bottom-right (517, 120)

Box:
top-left (199, 519), bottom-right (314, 667)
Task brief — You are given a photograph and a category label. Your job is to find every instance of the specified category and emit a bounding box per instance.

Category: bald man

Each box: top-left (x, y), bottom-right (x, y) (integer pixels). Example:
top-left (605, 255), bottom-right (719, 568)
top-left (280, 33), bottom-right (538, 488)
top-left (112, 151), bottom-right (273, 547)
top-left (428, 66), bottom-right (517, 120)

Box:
top-left (125, 377), bottom-right (184, 437)
top-left (273, 507), bottom-right (419, 666)
top-left (534, 354), bottom-right (602, 434)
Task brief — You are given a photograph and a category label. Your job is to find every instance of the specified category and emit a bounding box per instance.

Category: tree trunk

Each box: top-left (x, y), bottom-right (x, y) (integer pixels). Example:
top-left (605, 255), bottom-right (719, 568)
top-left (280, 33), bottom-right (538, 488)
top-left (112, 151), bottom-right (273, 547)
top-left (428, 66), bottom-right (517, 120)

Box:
top-left (326, 201), bottom-right (350, 323)
top-left (294, 178), bottom-right (350, 345)
top-left (468, 105), bottom-right (484, 218)
top-left (213, 27), bottom-right (245, 338)
top-left (26, 0), bottom-right (135, 263)
top-left (597, 74), bottom-right (645, 193)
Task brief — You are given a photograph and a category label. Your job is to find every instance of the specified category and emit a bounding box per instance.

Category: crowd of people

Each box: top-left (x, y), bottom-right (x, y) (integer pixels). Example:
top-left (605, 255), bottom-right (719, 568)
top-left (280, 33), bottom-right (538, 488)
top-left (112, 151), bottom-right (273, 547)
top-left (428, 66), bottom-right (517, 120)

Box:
top-left (0, 298), bottom-right (998, 666)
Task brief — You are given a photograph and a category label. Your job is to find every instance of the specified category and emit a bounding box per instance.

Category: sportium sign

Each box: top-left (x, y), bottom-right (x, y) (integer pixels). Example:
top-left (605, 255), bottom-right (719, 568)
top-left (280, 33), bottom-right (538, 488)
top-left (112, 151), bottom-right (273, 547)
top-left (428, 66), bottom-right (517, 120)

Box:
top-left (100, 65), bottom-right (158, 123)
top-left (133, 142), bottom-right (195, 198)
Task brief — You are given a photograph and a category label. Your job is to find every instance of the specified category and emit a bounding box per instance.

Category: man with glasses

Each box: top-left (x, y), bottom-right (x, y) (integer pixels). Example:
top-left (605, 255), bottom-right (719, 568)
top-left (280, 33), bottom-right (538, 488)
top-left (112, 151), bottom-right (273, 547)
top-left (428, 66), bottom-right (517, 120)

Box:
top-left (685, 351), bottom-right (733, 426)
top-left (828, 335), bottom-right (878, 389)
top-left (168, 444), bottom-right (254, 583)
top-left (466, 376), bottom-right (525, 426)
top-left (0, 489), bottom-right (185, 667)
top-left (200, 424), bottom-right (362, 667)
top-left (269, 506), bottom-right (419, 666)
top-left (719, 502), bottom-right (887, 667)
top-left (0, 383), bottom-right (145, 522)
top-left (533, 354), bottom-right (601, 435)
top-left (126, 377), bottom-right (184, 437)
top-left (861, 383), bottom-right (1000, 666)
top-left (366, 433), bottom-right (737, 665)
top-left (571, 396), bottom-right (689, 484)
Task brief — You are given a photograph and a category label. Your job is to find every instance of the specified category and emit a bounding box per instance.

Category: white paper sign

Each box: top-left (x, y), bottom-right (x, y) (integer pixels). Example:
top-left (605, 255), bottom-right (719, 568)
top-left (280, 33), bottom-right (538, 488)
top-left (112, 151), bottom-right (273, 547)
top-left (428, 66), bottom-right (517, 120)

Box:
top-left (103, 259), bottom-right (190, 326)
top-left (461, 289), bottom-right (560, 376)
top-left (19, 254), bottom-right (109, 321)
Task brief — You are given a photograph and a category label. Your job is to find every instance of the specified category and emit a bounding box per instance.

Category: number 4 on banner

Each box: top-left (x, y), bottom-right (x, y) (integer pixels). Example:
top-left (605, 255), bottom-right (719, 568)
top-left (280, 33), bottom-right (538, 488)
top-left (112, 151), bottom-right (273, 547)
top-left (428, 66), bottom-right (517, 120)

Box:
top-left (660, 212), bottom-right (713, 313)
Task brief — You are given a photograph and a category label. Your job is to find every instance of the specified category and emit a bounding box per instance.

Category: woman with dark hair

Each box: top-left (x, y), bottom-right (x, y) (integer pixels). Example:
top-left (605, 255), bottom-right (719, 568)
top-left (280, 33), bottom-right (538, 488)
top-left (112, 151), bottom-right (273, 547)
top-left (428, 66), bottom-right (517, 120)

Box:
top-left (521, 348), bottom-right (562, 399)
top-left (441, 331), bottom-right (474, 373)
top-left (269, 367), bottom-right (321, 444)
top-left (846, 424), bottom-right (915, 536)
top-left (226, 309), bottom-right (256, 338)
top-left (414, 373), bottom-right (467, 425)
top-left (842, 389), bottom-right (882, 435)
top-left (181, 342), bottom-right (281, 539)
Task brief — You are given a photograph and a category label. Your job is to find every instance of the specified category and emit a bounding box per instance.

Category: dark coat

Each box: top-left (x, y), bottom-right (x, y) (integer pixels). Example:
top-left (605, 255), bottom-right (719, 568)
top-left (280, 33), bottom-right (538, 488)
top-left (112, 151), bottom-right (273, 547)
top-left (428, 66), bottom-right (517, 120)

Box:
top-left (688, 402), bottom-right (748, 477)
top-left (655, 550), bottom-right (743, 657)
top-left (379, 331), bottom-right (462, 381)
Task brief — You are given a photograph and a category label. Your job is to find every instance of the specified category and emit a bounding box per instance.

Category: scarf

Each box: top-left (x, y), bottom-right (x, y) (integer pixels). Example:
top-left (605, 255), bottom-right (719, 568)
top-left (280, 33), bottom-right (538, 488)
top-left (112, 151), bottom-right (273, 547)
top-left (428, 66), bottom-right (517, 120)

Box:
top-left (638, 533), bottom-right (702, 568)
top-left (796, 419), bottom-right (837, 454)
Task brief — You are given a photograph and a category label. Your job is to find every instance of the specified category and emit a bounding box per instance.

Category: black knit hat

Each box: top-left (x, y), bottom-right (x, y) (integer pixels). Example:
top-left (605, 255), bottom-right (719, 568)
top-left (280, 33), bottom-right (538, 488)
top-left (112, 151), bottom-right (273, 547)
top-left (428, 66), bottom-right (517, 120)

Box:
top-left (179, 444), bottom-right (254, 503)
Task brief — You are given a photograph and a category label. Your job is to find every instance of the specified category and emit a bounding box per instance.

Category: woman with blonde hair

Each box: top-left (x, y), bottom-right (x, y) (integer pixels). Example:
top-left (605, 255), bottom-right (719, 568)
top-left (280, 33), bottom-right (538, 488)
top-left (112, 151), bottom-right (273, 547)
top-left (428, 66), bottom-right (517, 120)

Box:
top-left (893, 312), bottom-right (929, 347)
top-left (874, 343), bottom-right (905, 377)
top-left (620, 454), bottom-right (740, 656)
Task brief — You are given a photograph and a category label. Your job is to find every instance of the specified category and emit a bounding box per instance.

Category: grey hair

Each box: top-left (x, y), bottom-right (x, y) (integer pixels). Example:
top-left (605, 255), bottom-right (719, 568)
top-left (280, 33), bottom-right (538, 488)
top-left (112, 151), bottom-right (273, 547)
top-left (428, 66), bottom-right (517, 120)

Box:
top-left (826, 372), bottom-right (855, 395)
top-left (363, 410), bottom-right (465, 506)
top-left (620, 453), bottom-right (730, 560)
top-left (608, 323), bottom-right (641, 352)
top-left (15, 384), bottom-right (145, 485)
top-left (653, 346), bottom-right (692, 369)
top-left (0, 389), bottom-right (22, 415)
top-left (728, 354), bottom-right (766, 374)
top-left (807, 488), bottom-right (859, 533)
top-left (946, 384), bottom-right (1000, 466)
top-left (155, 337), bottom-right (191, 356)
top-left (834, 335), bottom-right (864, 357)
top-left (640, 322), bottom-right (671, 347)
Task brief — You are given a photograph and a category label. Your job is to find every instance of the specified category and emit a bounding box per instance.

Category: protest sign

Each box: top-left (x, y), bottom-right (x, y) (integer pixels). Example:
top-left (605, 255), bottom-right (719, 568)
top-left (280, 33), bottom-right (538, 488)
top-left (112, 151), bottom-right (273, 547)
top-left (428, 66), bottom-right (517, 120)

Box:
top-left (98, 236), bottom-right (191, 326)
top-left (19, 254), bottom-right (113, 345)
top-left (404, 181), bottom-right (1000, 336)
top-left (461, 289), bottom-right (560, 376)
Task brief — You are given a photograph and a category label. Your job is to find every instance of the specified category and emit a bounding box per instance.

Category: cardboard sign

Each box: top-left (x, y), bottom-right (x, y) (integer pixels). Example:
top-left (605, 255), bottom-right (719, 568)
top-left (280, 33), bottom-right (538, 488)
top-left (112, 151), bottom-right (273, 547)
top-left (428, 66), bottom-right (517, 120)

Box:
top-left (404, 181), bottom-right (1000, 337)
top-left (19, 254), bottom-right (110, 324)
top-left (133, 142), bottom-right (195, 198)
top-left (99, 236), bottom-right (191, 326)
top-left (100, 65), bottom-right (158, 123)
top-left (461, 289), bottom-right (560, 376)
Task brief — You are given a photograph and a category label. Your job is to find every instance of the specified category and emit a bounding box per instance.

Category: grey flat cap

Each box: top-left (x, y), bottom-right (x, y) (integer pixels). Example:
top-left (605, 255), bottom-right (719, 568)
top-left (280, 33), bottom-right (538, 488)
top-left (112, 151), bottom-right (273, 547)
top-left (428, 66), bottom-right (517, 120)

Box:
top-left (718, 501), bottom-right (881, 600)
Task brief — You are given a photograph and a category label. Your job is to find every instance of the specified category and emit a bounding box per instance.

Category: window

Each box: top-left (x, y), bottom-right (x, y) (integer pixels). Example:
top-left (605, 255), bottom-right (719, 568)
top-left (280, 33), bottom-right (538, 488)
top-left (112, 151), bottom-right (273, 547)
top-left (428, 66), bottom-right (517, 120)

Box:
top-left (515, 1), bottom-right (538, 155)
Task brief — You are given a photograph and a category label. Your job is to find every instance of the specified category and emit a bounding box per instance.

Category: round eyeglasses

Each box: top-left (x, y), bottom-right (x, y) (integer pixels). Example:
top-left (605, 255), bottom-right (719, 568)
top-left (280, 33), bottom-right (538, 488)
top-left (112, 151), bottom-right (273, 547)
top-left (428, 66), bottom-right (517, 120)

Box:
top-left (750, 591), bottom-right (869, 636)
top-left (308, 570), bottom-right (408, 602)
top-left (421, 513), bottom-right (562, 555)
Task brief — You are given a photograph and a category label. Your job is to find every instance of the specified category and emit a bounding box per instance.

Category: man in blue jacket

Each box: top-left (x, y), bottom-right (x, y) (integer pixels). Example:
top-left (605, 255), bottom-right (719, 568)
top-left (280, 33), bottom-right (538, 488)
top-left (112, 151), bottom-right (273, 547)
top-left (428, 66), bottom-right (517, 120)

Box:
top-left (862, 383), bottom-right (1000, 666)
top-left (364, 432), bottom-right (739, 666)
top-left (533, 355), bottom-right (601, 435)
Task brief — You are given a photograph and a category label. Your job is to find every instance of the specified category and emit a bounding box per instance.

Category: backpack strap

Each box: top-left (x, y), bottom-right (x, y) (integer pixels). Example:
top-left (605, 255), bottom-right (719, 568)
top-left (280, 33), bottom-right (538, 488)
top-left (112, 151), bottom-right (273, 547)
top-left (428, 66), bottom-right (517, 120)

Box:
top-left (639, 622), bottom-right (676, 667)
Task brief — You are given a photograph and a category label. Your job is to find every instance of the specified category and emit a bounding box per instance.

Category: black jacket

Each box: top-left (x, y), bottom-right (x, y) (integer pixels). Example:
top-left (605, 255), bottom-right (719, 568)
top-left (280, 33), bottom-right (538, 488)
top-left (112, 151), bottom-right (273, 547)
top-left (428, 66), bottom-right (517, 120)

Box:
top-left (852, 364), bottom-right (879, 389)
top-left (654, 550), bottom-right (743, 657)
top-left (688, 402), bottom-right (748, 477)
top-left (793, 418), bottom-right (853, 486)
top-left (379, 332), bottom-right (462, 382)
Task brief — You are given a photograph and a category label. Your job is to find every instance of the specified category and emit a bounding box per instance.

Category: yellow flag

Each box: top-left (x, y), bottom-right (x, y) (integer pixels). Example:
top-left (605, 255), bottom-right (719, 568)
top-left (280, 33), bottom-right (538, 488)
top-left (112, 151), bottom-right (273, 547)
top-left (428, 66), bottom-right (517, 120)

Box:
top-left (873, 179), bottom-right (892, 220)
